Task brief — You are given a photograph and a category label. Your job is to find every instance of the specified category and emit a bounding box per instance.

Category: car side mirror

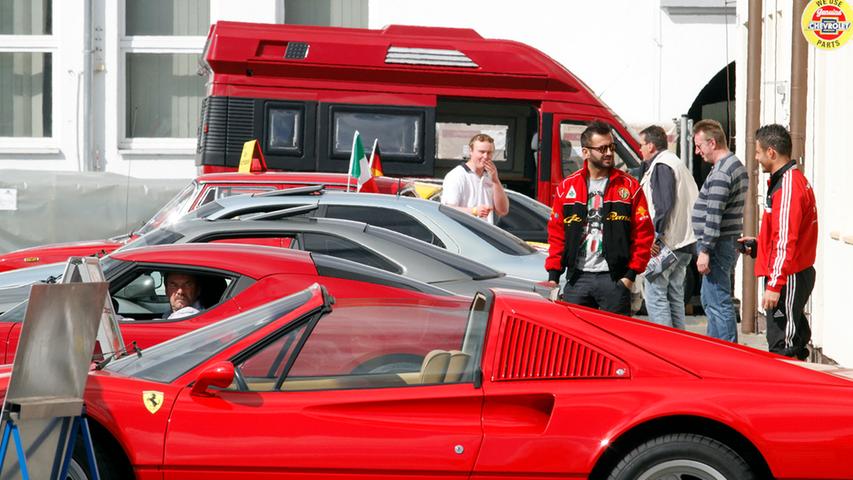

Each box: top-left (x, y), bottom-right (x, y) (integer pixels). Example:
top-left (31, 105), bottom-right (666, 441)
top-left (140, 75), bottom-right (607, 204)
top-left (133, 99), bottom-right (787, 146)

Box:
top-left (190, 361), bottom-right (235, 397)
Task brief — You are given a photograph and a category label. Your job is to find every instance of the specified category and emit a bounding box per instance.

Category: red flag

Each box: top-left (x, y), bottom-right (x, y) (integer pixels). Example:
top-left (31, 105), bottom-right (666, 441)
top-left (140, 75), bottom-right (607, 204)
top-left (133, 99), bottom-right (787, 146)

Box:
top-left (369, 139), bottom-right (384, 177)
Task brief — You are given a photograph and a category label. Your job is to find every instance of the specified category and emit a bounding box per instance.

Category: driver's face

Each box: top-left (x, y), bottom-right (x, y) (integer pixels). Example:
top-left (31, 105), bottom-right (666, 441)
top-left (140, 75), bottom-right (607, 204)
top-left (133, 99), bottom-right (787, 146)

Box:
top-left (166, 273), bottom-right (199, 311)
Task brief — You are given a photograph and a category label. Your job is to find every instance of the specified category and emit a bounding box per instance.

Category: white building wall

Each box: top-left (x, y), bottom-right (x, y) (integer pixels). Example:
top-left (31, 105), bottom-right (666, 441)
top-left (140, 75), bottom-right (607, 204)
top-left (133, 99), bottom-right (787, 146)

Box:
top-left (0, 0), bottom-right (283, 180)
top-left (809, 42), bottom-right (853, 366)
top-left (736, 0), bottom-right (853, 366)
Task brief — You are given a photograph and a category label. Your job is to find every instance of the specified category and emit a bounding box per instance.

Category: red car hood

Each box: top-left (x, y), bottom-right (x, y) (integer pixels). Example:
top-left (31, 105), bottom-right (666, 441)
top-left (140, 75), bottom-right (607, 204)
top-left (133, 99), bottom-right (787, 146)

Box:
top-left (0, 240), bottom-right (122, 272)
top-left (570, 305), bottom-right (853, 387)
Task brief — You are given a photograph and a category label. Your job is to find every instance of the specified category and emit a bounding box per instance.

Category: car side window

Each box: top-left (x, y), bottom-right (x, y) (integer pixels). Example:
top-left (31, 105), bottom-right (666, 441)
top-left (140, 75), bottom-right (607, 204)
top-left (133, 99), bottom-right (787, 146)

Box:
top-left (112, 269), bottom-right (233, 321)
top-left (323, 205), bottom-right (445, 247)
top-left (299, 233), bottom-right (402, 274)
top-left (230, 303), bottom-right (477, 392)
top-left (495, 200), bottom-right (548, 243)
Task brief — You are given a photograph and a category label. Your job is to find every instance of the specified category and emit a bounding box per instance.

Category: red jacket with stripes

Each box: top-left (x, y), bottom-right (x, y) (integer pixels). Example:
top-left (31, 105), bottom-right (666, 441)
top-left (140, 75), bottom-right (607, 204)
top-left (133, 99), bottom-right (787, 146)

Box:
top-left (755, 161), bottom-right (818, 292)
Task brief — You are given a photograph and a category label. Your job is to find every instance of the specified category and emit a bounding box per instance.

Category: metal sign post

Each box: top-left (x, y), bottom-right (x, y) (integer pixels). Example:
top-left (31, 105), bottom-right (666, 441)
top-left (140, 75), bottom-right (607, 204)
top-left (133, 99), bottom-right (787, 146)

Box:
top-left (0, 259), bottom-right (113, 479)
top-left (60, 256), bottom-right (126, 359)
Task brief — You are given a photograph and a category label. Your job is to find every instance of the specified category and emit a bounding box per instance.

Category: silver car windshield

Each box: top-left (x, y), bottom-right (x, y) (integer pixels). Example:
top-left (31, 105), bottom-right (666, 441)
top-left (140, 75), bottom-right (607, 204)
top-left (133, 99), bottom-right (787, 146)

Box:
top-left (438, 205), bottom-right (536, 256)
top-left (105, 289), bottom-right (313, 383)
top-left (135, 180), bottom-right (200, 236)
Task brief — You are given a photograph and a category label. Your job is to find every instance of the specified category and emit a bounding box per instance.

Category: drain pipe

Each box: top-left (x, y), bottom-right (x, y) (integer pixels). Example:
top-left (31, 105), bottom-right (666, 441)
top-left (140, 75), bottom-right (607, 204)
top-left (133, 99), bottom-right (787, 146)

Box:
top-left (790, 0), bottom-right (809, 169)
top-left (742, 0), bottom-right (763, 334)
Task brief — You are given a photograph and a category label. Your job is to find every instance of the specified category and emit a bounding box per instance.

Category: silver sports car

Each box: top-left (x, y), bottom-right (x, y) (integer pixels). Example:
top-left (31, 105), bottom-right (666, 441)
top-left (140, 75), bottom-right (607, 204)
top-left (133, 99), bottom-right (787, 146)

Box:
top-left (123, 215), bottom-right (554, 298)
top-left (189, 189), bottom-right (550, 283)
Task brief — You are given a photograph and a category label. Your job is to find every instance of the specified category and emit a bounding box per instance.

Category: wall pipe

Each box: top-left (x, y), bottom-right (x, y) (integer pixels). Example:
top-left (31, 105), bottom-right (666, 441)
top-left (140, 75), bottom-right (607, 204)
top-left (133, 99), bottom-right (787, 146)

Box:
top-left (790, 0), bottom-right (809, 168)
top-left (742, 0), bottom-right (763, 334)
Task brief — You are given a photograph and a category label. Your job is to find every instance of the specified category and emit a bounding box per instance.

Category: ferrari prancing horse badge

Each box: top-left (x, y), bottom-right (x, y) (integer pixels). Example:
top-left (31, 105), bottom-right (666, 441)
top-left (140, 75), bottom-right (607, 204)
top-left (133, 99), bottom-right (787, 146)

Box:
top-left (143, 391), bottom-right (164, 414)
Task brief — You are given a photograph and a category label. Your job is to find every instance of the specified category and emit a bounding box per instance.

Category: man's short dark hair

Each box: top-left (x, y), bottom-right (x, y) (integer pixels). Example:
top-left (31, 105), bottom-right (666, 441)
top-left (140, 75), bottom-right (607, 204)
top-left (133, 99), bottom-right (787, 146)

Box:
top-left (581, 120), bottom-right (613, 148)
top-left (639, 125), bottom-right (668, 152)
top-left (755, 124), bottom-right (792, 157)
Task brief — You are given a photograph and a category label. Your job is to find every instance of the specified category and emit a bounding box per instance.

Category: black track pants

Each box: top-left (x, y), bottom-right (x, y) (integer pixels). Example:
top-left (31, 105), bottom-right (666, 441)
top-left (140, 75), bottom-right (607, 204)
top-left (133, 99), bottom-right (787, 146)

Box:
top-left (765, 266), bottom-right (815, 360)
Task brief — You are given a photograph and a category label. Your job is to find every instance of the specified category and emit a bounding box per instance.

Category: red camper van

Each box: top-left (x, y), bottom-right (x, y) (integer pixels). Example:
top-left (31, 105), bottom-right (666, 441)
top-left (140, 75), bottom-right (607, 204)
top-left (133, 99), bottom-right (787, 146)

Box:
top-left (196, 22), bottom-right (641, 204)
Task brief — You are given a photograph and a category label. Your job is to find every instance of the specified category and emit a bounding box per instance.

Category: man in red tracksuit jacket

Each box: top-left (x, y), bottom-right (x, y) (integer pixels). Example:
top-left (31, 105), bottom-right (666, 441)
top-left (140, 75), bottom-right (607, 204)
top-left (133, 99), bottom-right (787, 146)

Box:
top-left (546, 121), bottom-right (654, 316)
top-left (739, 124), bottom-right (817, 360)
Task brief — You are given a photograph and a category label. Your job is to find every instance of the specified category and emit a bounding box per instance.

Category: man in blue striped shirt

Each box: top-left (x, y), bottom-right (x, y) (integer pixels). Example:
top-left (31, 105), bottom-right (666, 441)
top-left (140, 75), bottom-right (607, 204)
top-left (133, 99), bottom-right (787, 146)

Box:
top-left (691, 120), bottom-right (748, 343)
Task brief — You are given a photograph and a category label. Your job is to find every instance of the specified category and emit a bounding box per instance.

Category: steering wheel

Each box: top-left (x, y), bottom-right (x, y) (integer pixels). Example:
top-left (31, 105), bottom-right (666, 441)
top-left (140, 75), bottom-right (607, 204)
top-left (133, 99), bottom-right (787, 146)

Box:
top-left (232, 365), bottom-right (249, 392)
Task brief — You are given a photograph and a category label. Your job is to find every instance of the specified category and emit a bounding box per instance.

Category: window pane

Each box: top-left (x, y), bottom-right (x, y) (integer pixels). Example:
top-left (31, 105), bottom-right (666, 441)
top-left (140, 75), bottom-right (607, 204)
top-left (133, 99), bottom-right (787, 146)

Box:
top-left (559, 122), bottom-right (640, 175)
top-left (0, 52), bottom-right (52, 137)
top-left (126, 53), bottom-right (205, 138)
top-left (283, 303), bottom-right (473, 390)
top-left (126, 0), bottom-right (210, 36)
top-left (333, 111), bottom-right (420, 158)
top-left (300, 233), bottom-right (401, 274)
top-left (324, 205), bottom-right (438, 245)
top-left (436, 122), bottom-right (508, 162)
top-left (0, 0), bottom-right (51, 35)
top-left (439, 205), bottom-right (536, 256)
top-left (268, 108), bottom-right (301, 151)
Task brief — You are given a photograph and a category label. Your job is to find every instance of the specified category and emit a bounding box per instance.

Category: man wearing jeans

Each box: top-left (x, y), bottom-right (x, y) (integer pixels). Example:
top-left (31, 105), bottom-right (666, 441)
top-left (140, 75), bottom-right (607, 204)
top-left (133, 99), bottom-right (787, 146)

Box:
top-left (691, 120), bottom-right (748, 342)
top-left (638, 125), bottom-right (699, 329)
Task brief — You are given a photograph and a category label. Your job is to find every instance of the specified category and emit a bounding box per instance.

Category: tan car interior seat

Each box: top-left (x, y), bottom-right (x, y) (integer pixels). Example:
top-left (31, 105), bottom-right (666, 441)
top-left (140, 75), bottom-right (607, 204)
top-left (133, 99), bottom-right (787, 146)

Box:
top-left (418, 349), bottom-right (451, 384)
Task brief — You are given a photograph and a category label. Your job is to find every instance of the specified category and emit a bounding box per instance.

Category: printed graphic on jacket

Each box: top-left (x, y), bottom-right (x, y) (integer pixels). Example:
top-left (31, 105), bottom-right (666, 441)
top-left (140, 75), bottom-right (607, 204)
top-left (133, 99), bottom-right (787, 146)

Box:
top-left (578, 177), bottom-right (608, 272)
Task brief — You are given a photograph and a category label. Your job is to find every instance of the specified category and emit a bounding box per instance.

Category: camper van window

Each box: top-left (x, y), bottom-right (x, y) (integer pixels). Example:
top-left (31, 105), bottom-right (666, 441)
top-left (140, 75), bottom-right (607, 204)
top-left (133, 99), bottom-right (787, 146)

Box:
top-left (332, 110), bottom-right (422, 160)
top-left (268, 107), bottom-right (302, 152)
top-left (436, 122), bottom-right (509, 163)
top-left (559, 122), bottom-right (640, 174)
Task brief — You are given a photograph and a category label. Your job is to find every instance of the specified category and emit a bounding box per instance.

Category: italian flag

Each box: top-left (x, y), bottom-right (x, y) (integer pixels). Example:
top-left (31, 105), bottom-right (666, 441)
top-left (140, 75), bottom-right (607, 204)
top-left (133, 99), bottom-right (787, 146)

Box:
top-left (348, 131), bottom-right (378, 193)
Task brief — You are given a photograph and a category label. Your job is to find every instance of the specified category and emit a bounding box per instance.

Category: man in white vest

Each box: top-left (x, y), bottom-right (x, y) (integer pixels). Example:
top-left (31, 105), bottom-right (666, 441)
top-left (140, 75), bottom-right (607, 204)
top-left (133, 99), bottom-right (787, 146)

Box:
top-left (638, 125), bottom-right (699, 329)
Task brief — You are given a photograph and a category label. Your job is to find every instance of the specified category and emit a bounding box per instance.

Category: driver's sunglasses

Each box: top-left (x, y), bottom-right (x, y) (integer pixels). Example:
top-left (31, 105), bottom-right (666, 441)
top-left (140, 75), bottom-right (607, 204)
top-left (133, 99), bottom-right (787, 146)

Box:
top-left (583, 143), bottom-right (617, 154)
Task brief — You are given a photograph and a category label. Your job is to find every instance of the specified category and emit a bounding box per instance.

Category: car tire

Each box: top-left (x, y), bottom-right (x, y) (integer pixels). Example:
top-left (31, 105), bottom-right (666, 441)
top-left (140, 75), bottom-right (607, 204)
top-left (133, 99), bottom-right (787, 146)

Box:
top-left (65, 457), bottom-right (89, 480)
top-left (607, 433), bottom-right (754, 480)
top-left (72, 437), bottom-right (126, 480)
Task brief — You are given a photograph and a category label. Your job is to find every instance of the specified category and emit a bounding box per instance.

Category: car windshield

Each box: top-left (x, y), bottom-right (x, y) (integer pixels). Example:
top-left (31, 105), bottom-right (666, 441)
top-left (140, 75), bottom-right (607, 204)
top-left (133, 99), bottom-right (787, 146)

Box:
top-left (508, 191), bottom-right (551, 218)
top-left (0, 262), bottom-right (65, 289)
top-left (135, 181), bottom-right (200, 236)
top-left (105, 289), bottom-right (312, 383)
top-left (119, 228), bottom-right (185, 252)
top-left (438, 205), bottom-right (537, 256)
top-left (188, 200), bottom-right (226, 219)
top-left (0, 256), bottom-right (123, 322)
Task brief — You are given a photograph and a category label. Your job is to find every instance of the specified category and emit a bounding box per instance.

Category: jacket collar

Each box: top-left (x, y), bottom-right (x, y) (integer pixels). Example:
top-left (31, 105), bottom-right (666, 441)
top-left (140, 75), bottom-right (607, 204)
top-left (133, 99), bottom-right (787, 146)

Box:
top-left (580, 160), bottom-right (621, 183)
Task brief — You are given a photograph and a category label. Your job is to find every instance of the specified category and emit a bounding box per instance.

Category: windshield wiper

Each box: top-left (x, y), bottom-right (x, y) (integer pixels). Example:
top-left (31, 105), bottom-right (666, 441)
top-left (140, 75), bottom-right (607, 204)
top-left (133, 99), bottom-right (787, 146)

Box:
top-left (95, 340), bottom-right (143, 370)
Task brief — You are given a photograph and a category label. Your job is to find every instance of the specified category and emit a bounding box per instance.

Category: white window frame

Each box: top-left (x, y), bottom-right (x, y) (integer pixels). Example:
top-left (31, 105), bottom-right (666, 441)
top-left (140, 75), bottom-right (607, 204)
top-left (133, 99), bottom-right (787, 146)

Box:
top-left (0, 27), bottom-right (59, 153)
top-left (116, 1), bottom-right (208, 153)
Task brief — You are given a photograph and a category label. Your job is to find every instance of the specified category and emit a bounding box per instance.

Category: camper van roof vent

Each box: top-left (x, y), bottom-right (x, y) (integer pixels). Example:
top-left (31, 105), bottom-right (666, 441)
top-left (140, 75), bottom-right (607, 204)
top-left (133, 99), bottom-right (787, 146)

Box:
top-left (385, 46), bottom-right (478, 68)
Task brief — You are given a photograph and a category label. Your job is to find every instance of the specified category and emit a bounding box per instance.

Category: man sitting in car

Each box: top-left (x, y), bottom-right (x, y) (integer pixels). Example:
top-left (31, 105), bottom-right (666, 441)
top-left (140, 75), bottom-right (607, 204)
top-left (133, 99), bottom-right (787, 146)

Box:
top-left (164, 272), bottom-right (203, 319)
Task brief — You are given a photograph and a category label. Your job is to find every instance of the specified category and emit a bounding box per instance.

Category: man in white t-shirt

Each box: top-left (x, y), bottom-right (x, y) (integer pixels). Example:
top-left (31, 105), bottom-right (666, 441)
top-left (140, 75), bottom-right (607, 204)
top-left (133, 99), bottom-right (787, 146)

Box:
top-left (441, 133), bottom-right (509, 224)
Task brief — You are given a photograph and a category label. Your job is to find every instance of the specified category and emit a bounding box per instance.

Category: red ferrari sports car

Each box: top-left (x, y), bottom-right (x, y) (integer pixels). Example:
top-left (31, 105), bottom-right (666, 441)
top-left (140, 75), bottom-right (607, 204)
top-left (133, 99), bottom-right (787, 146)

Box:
top-left (0, 243), bottom-right (456, 363)
top-left (12, 285), bottom-right (853, 480)
top-left (0, 172), bottom-right (414, 273)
